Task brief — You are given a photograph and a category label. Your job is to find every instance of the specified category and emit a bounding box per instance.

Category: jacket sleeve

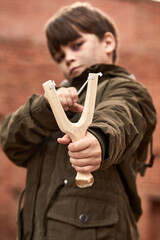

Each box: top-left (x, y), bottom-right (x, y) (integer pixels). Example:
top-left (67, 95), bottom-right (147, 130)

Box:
top-left (89, 78), bottom-right (157, 169)
top-left (0, 94), bottom-right (60, 167)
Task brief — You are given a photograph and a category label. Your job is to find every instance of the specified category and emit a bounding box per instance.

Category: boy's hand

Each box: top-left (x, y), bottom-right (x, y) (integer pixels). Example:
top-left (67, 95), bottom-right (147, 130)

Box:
top-left (58, 132), bottom-right (102, 173)
top-left (45, 87), bottom-right (83, 113)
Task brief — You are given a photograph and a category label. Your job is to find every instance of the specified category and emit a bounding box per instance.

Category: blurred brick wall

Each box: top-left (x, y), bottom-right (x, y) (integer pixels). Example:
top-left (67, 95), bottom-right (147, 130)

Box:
top-left (0, 0), bottom-right (159, 240)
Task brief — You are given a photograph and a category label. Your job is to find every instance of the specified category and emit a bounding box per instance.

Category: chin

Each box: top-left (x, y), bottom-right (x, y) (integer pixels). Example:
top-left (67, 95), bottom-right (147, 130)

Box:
top-left (68, 73), bottom-right (81, 81)
top-left (66, 68), bottom-right (84, 81)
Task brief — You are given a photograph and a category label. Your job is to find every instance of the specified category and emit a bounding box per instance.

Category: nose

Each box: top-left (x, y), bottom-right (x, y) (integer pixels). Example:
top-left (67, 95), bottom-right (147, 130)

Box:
top-left (65, 49), bottom-right (75, 66)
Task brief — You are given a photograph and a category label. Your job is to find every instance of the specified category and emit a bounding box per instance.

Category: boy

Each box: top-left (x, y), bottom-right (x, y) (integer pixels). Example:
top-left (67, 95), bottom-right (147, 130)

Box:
top-left (0, 2), bottom-right (157, 240)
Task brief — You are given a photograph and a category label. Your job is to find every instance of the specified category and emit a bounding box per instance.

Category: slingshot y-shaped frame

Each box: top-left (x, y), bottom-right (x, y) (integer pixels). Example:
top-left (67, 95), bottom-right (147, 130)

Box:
top-left (43, 72), bottom-right (102, 188)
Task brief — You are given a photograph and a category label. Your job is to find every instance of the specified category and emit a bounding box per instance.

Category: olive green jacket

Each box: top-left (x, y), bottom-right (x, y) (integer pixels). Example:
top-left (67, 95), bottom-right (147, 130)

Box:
top-left (0, 64), bottom-right (157, 240)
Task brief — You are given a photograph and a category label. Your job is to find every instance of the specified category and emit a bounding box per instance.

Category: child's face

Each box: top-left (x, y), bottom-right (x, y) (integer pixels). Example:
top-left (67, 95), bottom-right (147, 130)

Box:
top-left (54, 32), bottom-right (112, 81)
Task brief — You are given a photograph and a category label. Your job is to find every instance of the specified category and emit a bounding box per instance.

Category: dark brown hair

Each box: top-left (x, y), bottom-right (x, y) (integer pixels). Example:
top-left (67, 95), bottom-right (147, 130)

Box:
top-left (45, 2), bottom-right (118, 63)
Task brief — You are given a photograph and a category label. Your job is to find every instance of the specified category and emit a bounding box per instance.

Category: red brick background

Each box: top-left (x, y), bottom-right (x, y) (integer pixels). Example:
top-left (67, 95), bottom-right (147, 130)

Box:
top-left (0, 0), bottom-right (160, 239)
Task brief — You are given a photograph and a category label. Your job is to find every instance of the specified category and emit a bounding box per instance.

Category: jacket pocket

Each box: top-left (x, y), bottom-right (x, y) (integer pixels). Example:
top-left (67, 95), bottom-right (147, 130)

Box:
top-left (47, 197), bottom-right (118, 228)
top-left (46, 197), bottom-right (118, 240)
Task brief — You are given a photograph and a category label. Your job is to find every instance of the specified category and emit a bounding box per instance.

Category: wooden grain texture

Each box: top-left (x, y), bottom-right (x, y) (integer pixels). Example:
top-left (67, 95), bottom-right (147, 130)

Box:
top-left (43, 73), bottom-right (100, 188)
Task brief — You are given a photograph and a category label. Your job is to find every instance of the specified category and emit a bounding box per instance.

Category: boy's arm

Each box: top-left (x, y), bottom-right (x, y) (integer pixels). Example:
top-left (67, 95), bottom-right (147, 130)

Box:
top-left (1, 86), bottom-right (83, 168)
top-left (59, 79), bottom-right (156, 173)
top-left (0, 94), bottom-right (60, 167)
top-left (89, 79), bottom-right (157, 169)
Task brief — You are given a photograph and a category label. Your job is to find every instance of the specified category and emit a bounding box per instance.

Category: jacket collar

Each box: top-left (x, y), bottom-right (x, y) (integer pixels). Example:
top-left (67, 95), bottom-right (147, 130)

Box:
top-left (71, 64), bottom-right (130, 91)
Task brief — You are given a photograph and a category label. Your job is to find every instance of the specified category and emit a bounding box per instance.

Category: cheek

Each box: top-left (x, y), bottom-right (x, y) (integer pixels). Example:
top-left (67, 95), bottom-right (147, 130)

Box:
top-left (80, 53), bottom-right (94, 65)
top-left (86, 54), bottom-right (101, 66)
top-left (58, 63), bottom-right (66, 74)
top-left (85, 47), bottom-right (102, 65)
top-left (60, 67), bottom-right (71, 80)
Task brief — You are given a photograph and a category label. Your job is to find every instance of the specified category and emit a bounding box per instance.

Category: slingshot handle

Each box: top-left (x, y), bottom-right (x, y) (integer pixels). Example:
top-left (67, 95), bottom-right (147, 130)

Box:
top-left (75, 172), bottom-right (94, 188)
top-left (70, 133), bottom-right (94, 188)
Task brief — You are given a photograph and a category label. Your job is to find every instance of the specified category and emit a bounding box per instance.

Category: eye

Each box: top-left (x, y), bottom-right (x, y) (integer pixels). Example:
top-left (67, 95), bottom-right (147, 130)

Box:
top-left (55, 53), bottom-right (65, 63)
top-left (72, 41), bottom-right (83, 51)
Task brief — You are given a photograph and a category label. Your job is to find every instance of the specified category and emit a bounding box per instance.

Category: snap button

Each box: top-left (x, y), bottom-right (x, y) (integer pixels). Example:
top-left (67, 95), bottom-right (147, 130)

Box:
top-left (64, 179), bottom-right (68, 185)
top-left (79, 214), bottom-right (88, 223)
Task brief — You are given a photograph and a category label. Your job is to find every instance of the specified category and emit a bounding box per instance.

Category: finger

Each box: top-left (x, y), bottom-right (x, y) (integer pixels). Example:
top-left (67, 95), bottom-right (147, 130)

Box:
top-left (57, 88), bottom-right (72, 111)
top-left (65, 90), bottom-right (75, 108)
top-left (70, 157), bottom-right (98, 166)
top-left (69, 103), bottom-right (83, 113)
top-left (68, 147), bottom-right (92, 159)
top-left (60, 91), bottom-right (72, 111)
top-left (68, 136), bottom-right (89, 152)
top-left (68, 87), bottom-right (78, 103)
top-left (59, 93), bottom-right (70, 111)
top-left (70, 155), bottom-right (101, 167)
top-left (63, 87), bottom-right (78, 109)
top-left (57, 134), bottom-right (71, 145)
top-left (72, 164), bottom-right (100, 173)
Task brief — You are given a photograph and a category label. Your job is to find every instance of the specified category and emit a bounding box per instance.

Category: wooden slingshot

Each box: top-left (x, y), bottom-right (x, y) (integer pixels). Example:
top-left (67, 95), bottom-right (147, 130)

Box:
top-left (43, 72), bottom-right (102, 188)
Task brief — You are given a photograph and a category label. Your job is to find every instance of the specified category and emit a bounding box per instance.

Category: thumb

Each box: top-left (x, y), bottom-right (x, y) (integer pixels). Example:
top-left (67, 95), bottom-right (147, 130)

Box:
top-left (57, 134), bottom-right (71, 145)
top-left (70, 103), bottom-right (84, 113)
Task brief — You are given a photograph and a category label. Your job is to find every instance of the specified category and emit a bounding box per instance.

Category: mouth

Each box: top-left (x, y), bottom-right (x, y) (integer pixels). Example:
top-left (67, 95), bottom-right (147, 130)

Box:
top-left (70, 66), bottom-right (81, 76)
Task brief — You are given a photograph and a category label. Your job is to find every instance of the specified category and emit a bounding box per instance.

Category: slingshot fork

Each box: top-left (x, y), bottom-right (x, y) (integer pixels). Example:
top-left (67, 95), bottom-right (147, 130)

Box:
top-left (43, 72), bottom-right (101, 188)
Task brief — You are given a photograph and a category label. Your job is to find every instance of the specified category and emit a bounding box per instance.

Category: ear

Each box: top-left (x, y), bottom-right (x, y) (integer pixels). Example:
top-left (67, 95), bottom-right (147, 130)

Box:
top-left (102, 32), bottom-right (116, 55)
